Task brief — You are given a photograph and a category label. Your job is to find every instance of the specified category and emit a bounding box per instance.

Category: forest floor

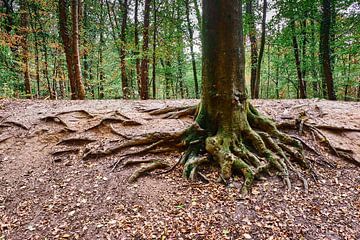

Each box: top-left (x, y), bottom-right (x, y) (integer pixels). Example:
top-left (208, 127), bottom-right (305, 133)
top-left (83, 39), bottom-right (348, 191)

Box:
top-left (0, 99), bottom-right (359, 240)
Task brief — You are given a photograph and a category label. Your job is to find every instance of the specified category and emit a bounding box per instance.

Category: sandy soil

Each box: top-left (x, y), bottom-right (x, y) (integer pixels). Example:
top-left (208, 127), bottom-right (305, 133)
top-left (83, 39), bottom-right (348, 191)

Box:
top-left (0, 99), bottom-right (359, 240)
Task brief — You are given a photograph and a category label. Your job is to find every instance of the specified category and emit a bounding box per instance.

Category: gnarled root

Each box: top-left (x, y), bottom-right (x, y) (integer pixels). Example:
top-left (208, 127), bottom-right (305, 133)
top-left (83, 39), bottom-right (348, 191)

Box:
top-left (142, 105), bottom-right (198, 119)
top-left (178, 102), bottom-right (309, 197)
top-left (128, 160), bottom-right (169, 182)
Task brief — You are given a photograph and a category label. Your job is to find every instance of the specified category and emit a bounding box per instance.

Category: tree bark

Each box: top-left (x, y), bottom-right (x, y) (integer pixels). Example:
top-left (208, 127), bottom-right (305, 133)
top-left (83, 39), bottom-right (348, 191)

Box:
top-left (71, 0), bottom-right (85, 99)
top-left (246, 0), bottom-right (258, 99)
top-left (255, 0), bottom-right (267, 99)
top-left (309, 19), bottom-right (318, 97)
top-left (151, 0), bottom-right (157, 99)
top-left (134, 0), bottom-right (141, 96)
top-left (120, 0), bottom-right (130, 99)
top-left (59, 0), bottom-right (77, 99)
top-left (19, 0), bottom-right (32, 98)
top-left (140, 0), bottom-right (151, 100)
top-left (291, 21), bottom-right (306, 99)
top-left (320, 0), bottom-right (336, 100)
top-left (185, 0), bottom-right (199, 99)
top-left (301, 18), bottom-right (307, 95)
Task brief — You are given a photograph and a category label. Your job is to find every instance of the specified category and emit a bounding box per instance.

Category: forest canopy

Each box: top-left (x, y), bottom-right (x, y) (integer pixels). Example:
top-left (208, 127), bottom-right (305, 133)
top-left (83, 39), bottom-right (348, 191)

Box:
top-left (0, 0), bottom-right (359, 100)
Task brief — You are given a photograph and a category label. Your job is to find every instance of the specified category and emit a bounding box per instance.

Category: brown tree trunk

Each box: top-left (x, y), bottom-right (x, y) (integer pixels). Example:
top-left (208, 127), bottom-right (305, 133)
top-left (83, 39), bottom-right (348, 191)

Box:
top-left (185, 0), bottom-right (199, 98)
top-left (20, 0), bottom-right (32, 98)
top-left (301, 19), bottom-right (307, 95)
top-left (320, 0), bottom-right (336, 100)
top-left (134, 0), bottom-right (141, 96)
top-left (255, 0), bottom-right (267, 99)
top-left (310, 19), bottom-right (318, 97)
top-left (140, 0), bottom-right (151, 100)
top-left (291, 21), bottom-right (306, 99)
top-left (246, 0), bottom-right (258, 99)
top-left (120, 0), bottom-right (130, 99)
top-left (71, 0), bottom-right (85, 99)
top-left (59, 0), bottom-right (77, 99)
top-left (98, 0), bottom-right (105, 99)
top-left (151, 0), bottom-right (157, 99)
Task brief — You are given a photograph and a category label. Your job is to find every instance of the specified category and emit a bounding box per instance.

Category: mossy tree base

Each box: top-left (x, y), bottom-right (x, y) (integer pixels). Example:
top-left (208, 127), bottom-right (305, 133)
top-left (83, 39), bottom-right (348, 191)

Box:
top-left (179, 101), bottom-right (309, 197)
top-left (92, 101), bottom-right (309, 197)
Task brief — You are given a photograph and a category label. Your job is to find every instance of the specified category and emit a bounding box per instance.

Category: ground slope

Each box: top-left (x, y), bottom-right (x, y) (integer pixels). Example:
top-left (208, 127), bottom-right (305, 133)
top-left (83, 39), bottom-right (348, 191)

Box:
top-left (0, 99), bottom-right (359, 239)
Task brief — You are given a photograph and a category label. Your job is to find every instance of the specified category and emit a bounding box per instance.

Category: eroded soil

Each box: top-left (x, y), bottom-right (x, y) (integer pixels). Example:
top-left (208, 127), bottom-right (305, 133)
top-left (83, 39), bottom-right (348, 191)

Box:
top-left (0, 99), bottom-right (359, 239)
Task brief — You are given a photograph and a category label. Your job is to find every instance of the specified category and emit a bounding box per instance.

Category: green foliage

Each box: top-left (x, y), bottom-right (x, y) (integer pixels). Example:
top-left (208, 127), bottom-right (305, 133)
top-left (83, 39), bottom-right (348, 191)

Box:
top-left (0, 0), bottom-right (358, 100)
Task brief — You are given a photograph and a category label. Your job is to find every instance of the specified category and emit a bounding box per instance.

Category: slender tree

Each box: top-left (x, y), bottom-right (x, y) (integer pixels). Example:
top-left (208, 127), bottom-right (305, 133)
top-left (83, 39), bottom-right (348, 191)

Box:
top-left (19, 0), bottom-right (31, 98)
top-left (255, 0), bottom-right (267, 99)
top-left (291, 21), bottom-right (306, 98)
top-left (185, 0), bottom-right (199, 98)
top-left (59, 0), bottom-right (77, 99)
top-left (71, 0), bottom-right (85, 99)
top-left (120, 0), bottom-right (130, 98)
top-left (134, 0), bottom-right (141, 95)
top-left (320, 0), bottom-right (336, 100)
top-left (140, 0), bottom-right (151, 99)
top-left (151, 0), bottom-right (157, 99)
top-left (246, 0), bottom-right (258, 99)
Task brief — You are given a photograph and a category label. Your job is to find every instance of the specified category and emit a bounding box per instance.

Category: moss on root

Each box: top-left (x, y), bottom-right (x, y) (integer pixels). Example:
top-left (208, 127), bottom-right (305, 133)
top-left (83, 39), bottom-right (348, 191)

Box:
top-left (179, 101), bottom-right (309, 196)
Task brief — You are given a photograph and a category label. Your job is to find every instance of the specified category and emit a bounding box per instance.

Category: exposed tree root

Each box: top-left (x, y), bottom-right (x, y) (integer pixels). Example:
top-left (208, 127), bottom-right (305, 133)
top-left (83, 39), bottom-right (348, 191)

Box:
top-left (0, 120), bottom-right (30, 130)
top-left (51, 147), bottom-right (80, 156)
top-left (128, 160), bottom-right (169, 182)
top-left (73, 102), bottom-right (358, 195)
top-left (109, 124), bottom-right (131, 139)
top-left (41, 115), bottom-right (76, 131)
top-left (277, 117), bottom-right (359, 167)
top-left (85, 116), bottom-right (142, 131)
top-left (56, 137), bottom-right (96, 146)
top-left (82, 126), bottom-right (197, 160)
top-left (142, 105), bottom-right (197, 119)
top-left (53, 109), bottom-right (95, 118)
top-left (0, 134), bottom-right (12, 144)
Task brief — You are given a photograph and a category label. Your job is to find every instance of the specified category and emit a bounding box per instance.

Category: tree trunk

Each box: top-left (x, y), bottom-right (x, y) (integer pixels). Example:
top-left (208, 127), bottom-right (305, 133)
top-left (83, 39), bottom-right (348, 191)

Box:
top-left (291, 21), bottom-right (306, 99)
top-left (59, 0), bottom-right (77, 99)
top-left (185, 0), bottom-right (199, 99)
top-left (98, 0), bottom-right (105, 99)
top-left (120, 0), bottom-right (130, 99)
top-left (179, 0), bottom-right (304, 195)
top-left (140, 0), bottom-right (151, 100)
top-left (246, 0), bottom-right (258, 99)
top-left (134, 0), bottom-right (141, 96)
top-left (301, 19), bottom-right (307, 96)
top-left (151, 0), bottom-right (157, 99)
top-left (320, 0), bottom-right (336, 100)
top-left (309, 19), bottom-right (318, 97)
top-left (71, 0), bottom-right (86, 99)
top-left (255, 0), bottom-right (267, 99)
top-left (20, 0), bottom-right (32, 98)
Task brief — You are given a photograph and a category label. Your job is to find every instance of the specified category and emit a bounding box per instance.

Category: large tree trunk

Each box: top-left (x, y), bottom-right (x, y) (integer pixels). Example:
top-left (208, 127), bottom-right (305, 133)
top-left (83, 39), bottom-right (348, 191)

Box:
top-left (19, 0), bottom-right (32, 98)
top-left (181, 0), bottom-right (305, 195)
top-left (59, 0), bottom-right (77, 99)
top-left (140, 0), bottom-right (151, 100)
top-left (320, 0), bottom-right (336, 100)
top-left (71, 0), bottom-right (86, 99)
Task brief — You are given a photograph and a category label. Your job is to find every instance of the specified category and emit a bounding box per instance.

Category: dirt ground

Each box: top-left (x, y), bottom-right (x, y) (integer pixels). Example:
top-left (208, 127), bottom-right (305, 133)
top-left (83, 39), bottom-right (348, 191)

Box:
top-left (0, 99), bottom-right (359, 240)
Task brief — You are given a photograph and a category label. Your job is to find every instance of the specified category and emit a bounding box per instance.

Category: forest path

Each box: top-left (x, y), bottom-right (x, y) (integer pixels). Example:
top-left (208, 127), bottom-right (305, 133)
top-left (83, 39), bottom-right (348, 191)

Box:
top-left (0, 99), bottom-right (359, 239)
